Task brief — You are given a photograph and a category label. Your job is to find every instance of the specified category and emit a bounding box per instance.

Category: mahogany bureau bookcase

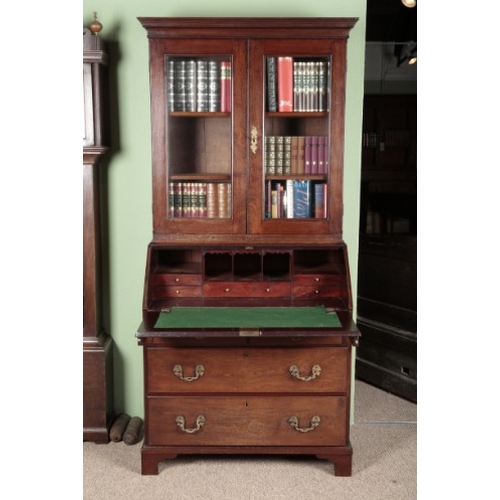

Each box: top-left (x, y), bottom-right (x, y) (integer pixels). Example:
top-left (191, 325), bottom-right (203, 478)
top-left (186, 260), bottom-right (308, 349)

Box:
top-left (136, 17), bottom-right (360, 476)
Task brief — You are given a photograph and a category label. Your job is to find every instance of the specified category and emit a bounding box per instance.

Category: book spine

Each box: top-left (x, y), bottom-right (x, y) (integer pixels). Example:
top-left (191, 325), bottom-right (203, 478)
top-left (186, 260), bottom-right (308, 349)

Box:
top-left (319, 60), bottom-right (327, 112)
top-left (196, 60), bottom-right (209, 112)
top-left (217, 183), bottom-right (226, 218)
top-left (168, 182), bottom-right (175, 218)
top-left (323, 182), bottom-right (328, 218)
top-left (267, 136), bottom-right (276, 175)
top-left (276, 182), bottom-right (282, 218)
top-left (293, 61), bottom-right (299, 111)
top-left (271, 189), bottom-right (278, 219)
top-left (226, 61), bottom-right (232, 112)
top-left (208, 60), bottom-right (220, 112)
top-left (207, 183), bottom-right (218, 218)
top-left (173, 182), bottom-right (182, 218)
top-left (276, 136), bottom-right (284, 175)
top-left (277, 56), bottom-right (293, 112)
top-left (284, 136), bottom-right (292, 174)
top-left (286, 179), bottom-right (294, 218)
top-left (266, 57), bottom-right (277, 112)
top-left (226, 183), bottom-right (232, 219)
top-left (266, 180), bottom-right (272, 218)
top-left (311, 136), bottom-right (319, 174)
top-left (295, 61), bottom-right (304, 112)
top-left (304, 61), bottom-right (312, 112)
top-left (304, 136), bottom-right (313, 174)
top-left (290, 136), bottom-right (299, 175)
top-left (314, 182), bottom-right (325, 218)
top-left (297, 136), bottom-right (305, 174)
top-left (215, 183), bottom-right (231, 218)
top-left (185, 60), bottom-right (197, 112)
top-left (182, 182), bottom-right (191, 218)
top-left (317, 136), bottom-right (326, 174)
top-left (167, 60), bottom-right (175, 112)
top-left (293, 180), bottom-right (312, 218)
top-left (199, 183), bottom-right (207, 218)
top-left (220, 61), bottom-right (232, 112)
top-left (192, 182), bottom-right (201, 218)
top-left (174, 59), bottom-right (186, 111)
top-left (314, 61), bottom-right (321, 111)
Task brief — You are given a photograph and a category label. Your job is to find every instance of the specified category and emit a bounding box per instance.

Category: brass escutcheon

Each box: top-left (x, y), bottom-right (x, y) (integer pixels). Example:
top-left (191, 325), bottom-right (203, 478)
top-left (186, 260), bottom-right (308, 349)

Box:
top-left (250, 126), bottom-right (258, 154)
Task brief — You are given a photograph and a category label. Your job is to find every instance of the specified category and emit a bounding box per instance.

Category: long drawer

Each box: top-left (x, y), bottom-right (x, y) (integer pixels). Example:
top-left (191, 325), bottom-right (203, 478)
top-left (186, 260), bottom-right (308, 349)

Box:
top-left (146, 395), bottom-right (348, 446)
top-left (146, 347), bottom-right (349, 393)
top-left (203, 282), bottom-right (291, 298)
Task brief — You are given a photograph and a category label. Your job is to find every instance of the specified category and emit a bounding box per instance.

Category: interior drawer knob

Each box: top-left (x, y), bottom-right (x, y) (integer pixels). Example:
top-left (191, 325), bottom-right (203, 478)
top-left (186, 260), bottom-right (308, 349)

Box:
top-left (173, 364), bottom-right (205, 382)
top-left (289, 364), bottom-right (321, 381)
top-left (175, 415), bottom-right (206, 434)
top-left (288, 415), bottom-right (321, 433)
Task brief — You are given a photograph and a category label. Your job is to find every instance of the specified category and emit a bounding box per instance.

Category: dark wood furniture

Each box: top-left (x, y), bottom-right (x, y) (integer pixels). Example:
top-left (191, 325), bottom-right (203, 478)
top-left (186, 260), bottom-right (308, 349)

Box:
top-left (356, 94), bottom-right (417, 402)
top-left (83, 20), bottom-right (114, 442)
top-left (136, 17), bottom-right (360, 476)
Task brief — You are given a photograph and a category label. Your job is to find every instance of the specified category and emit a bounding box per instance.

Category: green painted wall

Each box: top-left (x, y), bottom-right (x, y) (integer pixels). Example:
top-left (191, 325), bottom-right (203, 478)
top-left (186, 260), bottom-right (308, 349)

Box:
top-left (83, 0), bottom-right (367, 417)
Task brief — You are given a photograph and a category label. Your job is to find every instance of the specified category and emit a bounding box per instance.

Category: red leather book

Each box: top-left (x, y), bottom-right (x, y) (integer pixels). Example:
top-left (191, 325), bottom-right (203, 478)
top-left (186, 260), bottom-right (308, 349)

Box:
top-left (277, 57), bottom-right (293, 112)
top-left (220, 61), bottom-right (232, 112)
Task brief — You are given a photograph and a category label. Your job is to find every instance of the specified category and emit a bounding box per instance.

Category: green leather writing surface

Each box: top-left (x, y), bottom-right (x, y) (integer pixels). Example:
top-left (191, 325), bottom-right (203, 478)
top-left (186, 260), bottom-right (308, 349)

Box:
top-left (154, 306), bottom-right (341, 329)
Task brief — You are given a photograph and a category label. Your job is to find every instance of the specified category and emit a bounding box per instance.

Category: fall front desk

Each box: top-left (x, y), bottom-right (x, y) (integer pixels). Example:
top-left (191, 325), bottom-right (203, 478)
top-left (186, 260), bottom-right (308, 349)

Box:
top-left (136, 305), bottom-right (359, 476)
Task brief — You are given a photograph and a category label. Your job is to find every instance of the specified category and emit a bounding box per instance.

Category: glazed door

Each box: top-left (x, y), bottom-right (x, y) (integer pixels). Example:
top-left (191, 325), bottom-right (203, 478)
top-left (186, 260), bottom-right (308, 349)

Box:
top-left (148, 37), bottom-right (247, 236)
top-left (247, 38), bottom-right (348, 238)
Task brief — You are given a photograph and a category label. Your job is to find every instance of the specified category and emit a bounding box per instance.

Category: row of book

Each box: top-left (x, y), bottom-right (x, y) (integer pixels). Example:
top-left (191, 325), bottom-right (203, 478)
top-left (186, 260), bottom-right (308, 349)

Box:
top-left (365, 210), bottom-right (411, 234)
top-left (362, 132), bottom-right (378, 147)
top-left (167, 58), bottom-right (232, 113)
top-left (265, 136), bottom-right (328, 175)
top-left (267, 57), bottom-right (329, 113)
top-left (168, 182), bottom-right (232, 219)
top-left (362, 130), bottom-right (410, 148)
top-left (265, 180), bottom-right (327, 219)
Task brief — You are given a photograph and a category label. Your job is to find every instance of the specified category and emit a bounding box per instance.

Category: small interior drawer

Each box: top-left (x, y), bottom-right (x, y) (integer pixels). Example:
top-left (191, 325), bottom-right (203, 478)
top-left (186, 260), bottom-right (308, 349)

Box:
top-left (203, 282), bottom-right (291, 298)
top-left (149, 274), bottom-right (202, 286)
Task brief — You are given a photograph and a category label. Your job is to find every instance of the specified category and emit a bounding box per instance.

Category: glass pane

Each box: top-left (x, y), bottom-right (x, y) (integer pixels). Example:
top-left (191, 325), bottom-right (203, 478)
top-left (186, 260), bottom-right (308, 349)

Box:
top-left (263, 56), bottom-right (331, 220)
top-left (165, 55), bottom-right (233, 220)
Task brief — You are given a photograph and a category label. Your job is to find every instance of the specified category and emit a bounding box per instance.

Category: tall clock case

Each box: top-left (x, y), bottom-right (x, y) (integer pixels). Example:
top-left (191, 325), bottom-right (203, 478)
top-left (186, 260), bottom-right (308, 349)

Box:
top-left (83, 25), bottom-right (113, 443)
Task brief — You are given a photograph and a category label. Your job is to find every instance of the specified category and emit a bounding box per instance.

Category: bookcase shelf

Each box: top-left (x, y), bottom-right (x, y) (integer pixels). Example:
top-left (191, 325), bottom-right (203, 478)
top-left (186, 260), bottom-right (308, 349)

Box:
top-left (266, 175), bottom-right (326, 180)
top-left (266, 112), bottom-right (328, 118)
top-left (169, 112), bottom-right (231, 117)
top-left (170, 174), bottom-right (231, 181)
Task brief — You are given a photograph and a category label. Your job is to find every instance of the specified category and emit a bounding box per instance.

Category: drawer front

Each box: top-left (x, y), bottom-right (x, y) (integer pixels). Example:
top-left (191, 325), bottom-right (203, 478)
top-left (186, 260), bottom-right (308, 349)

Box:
top-left (147, 347), bottom-right (348, 393)
top-left (149, 274), bottom-right (202, 286)
top-left (293, 285), bottom-right (340, 299)
top-left (293, 274), bottom-right (342, 287)
top-left (203, 282), bottom-right (291, 298)
top-left (151, 286), bottom-right (202, 298)
top-left (293, 274), bottom-right (341, 298)
top-left (146, 395), bottom-right (348, 446)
